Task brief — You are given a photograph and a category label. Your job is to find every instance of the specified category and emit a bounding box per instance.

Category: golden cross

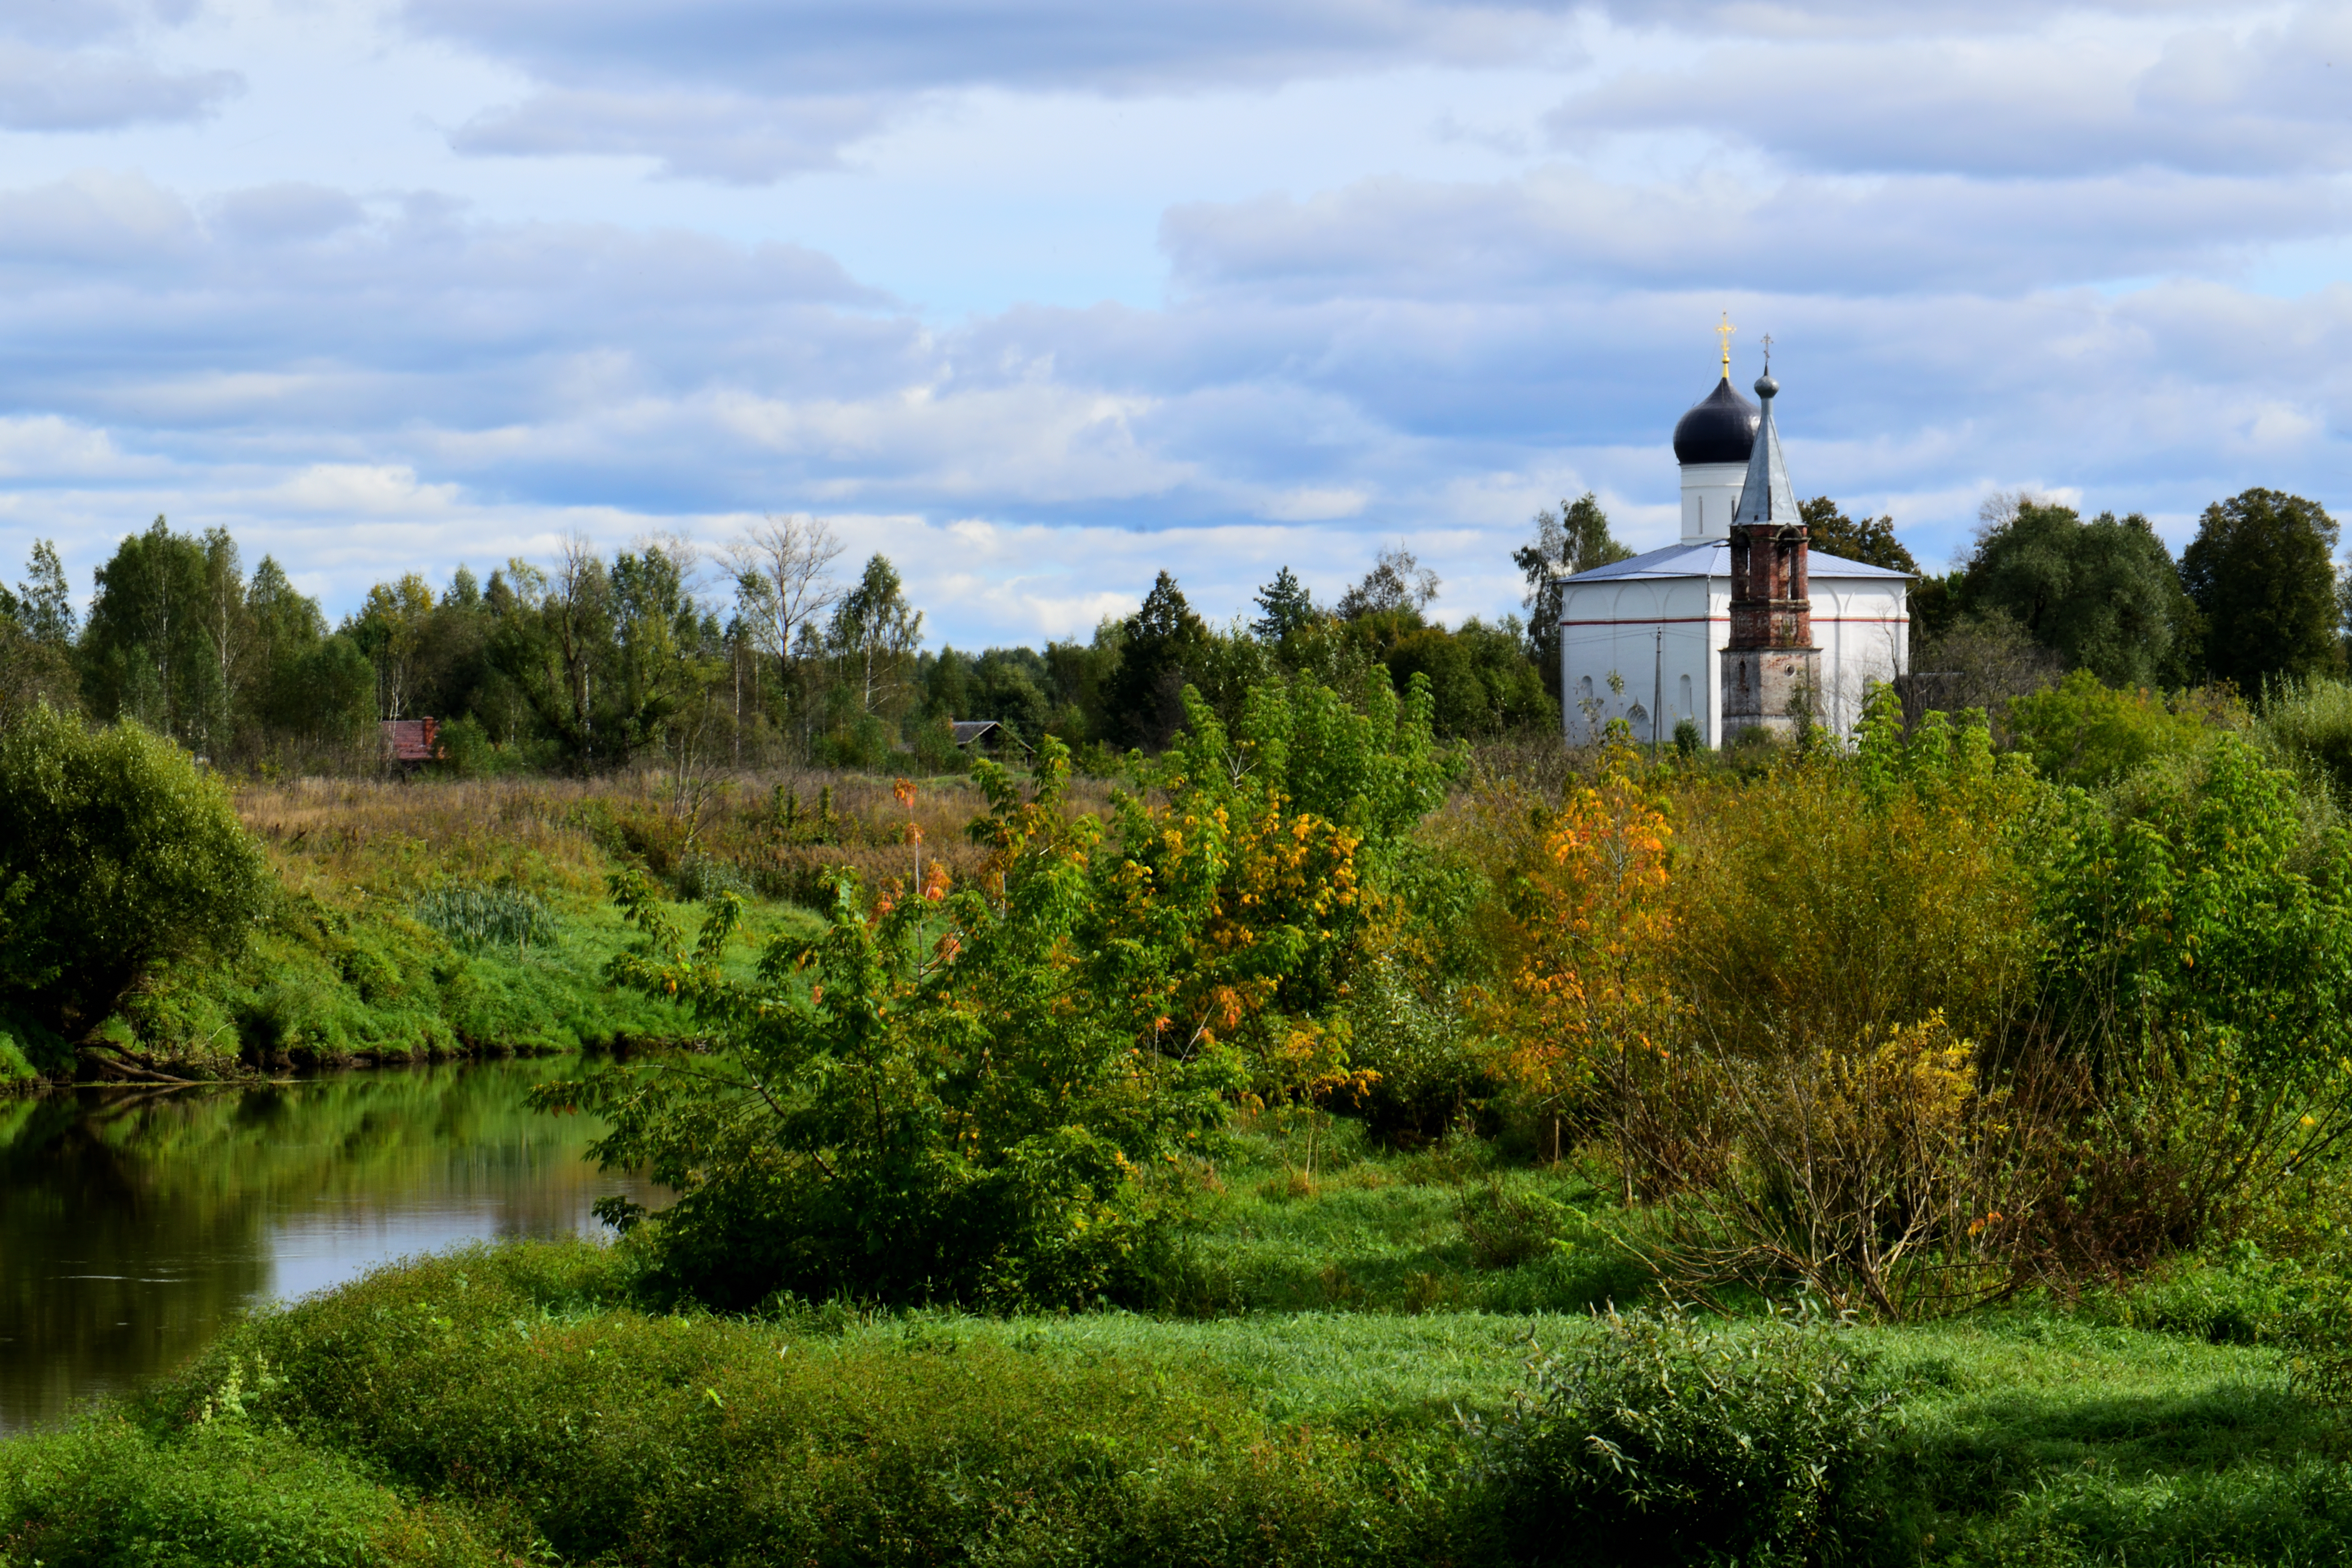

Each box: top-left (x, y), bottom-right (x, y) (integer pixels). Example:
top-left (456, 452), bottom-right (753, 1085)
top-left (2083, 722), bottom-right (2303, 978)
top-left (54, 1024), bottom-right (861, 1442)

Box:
top-left (1716, 311), bottom-right (1735, 378)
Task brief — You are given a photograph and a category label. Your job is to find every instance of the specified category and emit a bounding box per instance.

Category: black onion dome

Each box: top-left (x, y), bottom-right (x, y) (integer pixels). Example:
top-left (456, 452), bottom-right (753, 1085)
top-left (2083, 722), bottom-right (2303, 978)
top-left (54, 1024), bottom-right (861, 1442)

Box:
top-left (1672, 376), bottom-right (1759, 465)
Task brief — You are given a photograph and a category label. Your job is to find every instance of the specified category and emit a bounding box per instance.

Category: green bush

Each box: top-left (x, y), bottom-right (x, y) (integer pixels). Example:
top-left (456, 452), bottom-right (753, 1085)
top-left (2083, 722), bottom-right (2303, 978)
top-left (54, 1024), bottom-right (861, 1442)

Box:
top-left (1483, 1305), bottom-right (1898, 1566)
top-left (667, 850), bottom-right (751, 904)
top-left (547, 744), bottom-right (1240, 1310)
top-left (1333, 960), bottom-right (1499, 1145)
top-left (2006, 668), bottom-right (2220, 786)
top-left (0, 703), bottom-right (271, 1038)
top-left (0, 1414), bottom-right (499, 1567)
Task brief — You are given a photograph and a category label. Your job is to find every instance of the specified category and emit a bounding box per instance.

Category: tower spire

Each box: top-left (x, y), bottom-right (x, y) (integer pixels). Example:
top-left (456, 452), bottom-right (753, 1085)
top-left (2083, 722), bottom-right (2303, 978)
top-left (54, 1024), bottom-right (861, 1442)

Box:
top-left (1731, 368), bottom-right (1798, 528)
top-left (1720, 365), bottom-right (1819, 742)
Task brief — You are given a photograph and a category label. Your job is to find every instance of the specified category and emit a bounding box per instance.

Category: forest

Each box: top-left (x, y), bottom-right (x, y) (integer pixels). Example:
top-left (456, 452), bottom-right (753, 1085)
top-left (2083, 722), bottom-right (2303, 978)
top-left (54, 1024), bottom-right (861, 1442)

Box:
top-left (6, 482), bottom-right (2352, 1566)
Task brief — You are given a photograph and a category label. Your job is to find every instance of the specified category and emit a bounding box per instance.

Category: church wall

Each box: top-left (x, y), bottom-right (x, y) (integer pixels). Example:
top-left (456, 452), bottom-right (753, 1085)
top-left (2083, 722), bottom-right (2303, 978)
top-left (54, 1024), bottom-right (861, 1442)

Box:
top-left (1558, 575), bottom-right (1720, 745)
top-left (1561, 569), bottom-right (1906, 746)
top-left (1808, 575), bottom-right (1909, 736)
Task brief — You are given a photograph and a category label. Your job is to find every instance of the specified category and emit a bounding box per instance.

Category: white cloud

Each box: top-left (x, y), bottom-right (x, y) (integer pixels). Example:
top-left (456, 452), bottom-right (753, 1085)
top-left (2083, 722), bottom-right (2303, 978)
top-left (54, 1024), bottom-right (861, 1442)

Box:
top-left (449, 88), bottom-right (897, 183)
top-left (0, 41), bottom-right (241, 129)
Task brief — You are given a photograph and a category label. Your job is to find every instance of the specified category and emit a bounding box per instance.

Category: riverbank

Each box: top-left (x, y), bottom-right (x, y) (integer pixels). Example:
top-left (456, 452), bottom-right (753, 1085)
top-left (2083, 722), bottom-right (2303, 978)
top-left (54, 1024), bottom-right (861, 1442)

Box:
top-left (5, 1236), bottom-right (2345, 1568)
top-left (9, 1110), bottom-right (2352, 1565)
top-left (4, 769), bottom-right (894, 1087)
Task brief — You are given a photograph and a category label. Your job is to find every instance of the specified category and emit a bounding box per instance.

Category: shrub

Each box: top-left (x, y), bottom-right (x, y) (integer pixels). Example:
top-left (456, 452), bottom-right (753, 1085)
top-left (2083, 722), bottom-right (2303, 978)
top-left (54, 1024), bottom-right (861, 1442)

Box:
top-left (1483, 1304), bottom-right (1898, 1566)
top-left (543, 741), bottom-right (1240, 1310)
top-left (667, 849), bottom-right (751, 904)
top-left (1457, 1176), bottom-right (1573, 1270)
top-left (0, 703), bottom-right (271, 1038)
top-left (2007, 668), bottom-right (2223, 787)
top-left (1335, 958), bottom-right (1501, 1145)
top-left (2037, 733), bottom-right (2352, 1267)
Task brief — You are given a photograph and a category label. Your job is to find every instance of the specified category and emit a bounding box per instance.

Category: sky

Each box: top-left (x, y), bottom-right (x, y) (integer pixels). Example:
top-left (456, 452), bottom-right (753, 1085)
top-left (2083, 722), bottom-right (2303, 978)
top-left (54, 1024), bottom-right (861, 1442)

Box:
top-left (0, 0), bottom-right (2348, 648)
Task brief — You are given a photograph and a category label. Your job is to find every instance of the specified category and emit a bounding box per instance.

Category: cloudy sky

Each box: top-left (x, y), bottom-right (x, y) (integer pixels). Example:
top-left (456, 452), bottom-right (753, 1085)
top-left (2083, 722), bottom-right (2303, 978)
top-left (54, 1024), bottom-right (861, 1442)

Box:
top-left (0, 0), bottom-right (2347, 647)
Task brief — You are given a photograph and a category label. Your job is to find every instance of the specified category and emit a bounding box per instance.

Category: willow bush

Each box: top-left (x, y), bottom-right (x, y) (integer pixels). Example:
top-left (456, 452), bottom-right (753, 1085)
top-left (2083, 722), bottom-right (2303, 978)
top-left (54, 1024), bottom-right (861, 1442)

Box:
top-left (0, 702), bottom-right (270, 1044)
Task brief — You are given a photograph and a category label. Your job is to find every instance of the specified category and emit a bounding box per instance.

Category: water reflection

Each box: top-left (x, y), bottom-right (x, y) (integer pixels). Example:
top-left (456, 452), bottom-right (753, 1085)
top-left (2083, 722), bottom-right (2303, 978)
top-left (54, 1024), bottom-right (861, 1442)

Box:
top-left (0, 1058), bottom-right (658, 1432)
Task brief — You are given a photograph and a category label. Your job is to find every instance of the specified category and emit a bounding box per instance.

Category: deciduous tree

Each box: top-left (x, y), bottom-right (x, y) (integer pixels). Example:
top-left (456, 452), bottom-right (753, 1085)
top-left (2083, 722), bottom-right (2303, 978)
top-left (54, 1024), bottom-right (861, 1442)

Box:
top-left (2181, 487), bottom-right (2342, 693)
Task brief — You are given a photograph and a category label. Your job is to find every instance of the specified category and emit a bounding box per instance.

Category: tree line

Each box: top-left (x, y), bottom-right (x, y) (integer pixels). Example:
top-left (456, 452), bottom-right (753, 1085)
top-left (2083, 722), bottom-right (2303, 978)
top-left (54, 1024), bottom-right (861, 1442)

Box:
top-left (0, 508), bottom-right (1615, 774)
top-left (0, 483), bottom-right (2337, 772)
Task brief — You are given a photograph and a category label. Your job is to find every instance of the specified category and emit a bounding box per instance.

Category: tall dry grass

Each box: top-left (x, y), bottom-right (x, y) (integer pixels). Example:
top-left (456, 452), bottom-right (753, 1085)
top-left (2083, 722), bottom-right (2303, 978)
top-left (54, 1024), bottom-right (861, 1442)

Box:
top-left (232, 765), bottom-right (1123, 907)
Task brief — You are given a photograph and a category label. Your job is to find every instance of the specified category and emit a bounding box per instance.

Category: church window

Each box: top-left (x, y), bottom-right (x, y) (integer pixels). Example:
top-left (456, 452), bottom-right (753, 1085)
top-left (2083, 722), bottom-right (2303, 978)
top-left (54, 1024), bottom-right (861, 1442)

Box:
top-left (1679, 673), bottom-right (1692, 714)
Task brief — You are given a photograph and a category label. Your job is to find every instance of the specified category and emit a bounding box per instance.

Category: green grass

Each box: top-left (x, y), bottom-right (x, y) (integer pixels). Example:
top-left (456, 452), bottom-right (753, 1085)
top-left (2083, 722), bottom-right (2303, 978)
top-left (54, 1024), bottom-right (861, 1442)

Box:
top-left (9, 1240), bottom-right (2351, 1566)
top-left (12, 1118), bottom-right (2352, 1564)
top-left (1187, 1113), bottom-right (1655, 1315)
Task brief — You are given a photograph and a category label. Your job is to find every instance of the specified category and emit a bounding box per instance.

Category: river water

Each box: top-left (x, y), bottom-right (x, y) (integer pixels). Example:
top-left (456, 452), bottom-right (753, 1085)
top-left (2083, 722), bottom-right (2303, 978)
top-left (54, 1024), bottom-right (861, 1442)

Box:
top-left (0, 1056), bottom-right (661, 1433)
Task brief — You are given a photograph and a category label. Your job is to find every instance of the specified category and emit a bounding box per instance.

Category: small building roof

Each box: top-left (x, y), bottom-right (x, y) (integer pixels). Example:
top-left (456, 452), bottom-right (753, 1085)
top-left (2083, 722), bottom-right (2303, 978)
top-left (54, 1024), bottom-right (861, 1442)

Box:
top-left (949, 720), bottom-right (999, 745)
top-left (1561, 539), bottom-right (1910, 585)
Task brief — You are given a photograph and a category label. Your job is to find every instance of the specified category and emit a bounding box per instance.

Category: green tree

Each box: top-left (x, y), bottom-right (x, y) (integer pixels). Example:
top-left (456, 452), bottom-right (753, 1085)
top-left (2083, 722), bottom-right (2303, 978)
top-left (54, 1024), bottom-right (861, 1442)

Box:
top-left (489, 539), bottom-right (713, 771)
top-left (0, 704), bottom-right (271, 1042)
top-left (81, 517), bottom-right (214, 744)
top-left (0, 542), bottom-right (79, 719)
top-left (1798, 497), bottom-right (1919, 573)
top-left (1517, 493), bottom-right (1633, 697)
top-left (1378, 617), bottom-right (1554, 738)
top-left (1251, 566), bottom-right (1320, 642)
top-left (826, 554), bottom-right (924, 722)
top-left (1962, 500), bottom-right (2189, 689)
top-left (16, 541), bottom-right (75, 645)
top-left (349, 574), bottom-right (436, 720)
top-left (1337, 545), bottom-right (1440, 621)
top-left (2180, 488), bottom-right (2342, 694)
top-left (1107, 571), bottom-right (1209, 750)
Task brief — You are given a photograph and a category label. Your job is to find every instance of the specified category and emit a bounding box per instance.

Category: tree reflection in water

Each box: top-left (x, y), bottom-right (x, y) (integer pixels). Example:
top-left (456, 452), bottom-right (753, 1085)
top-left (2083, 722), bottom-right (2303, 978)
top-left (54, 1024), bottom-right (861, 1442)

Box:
top-left (0, 1058), bottom-right (659, 1431)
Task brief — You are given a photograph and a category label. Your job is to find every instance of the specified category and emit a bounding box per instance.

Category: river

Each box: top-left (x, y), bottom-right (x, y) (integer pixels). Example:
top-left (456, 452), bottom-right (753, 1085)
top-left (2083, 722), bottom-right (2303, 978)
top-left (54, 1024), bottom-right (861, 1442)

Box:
top-left (0, 1056), bottom-right (661, 1433)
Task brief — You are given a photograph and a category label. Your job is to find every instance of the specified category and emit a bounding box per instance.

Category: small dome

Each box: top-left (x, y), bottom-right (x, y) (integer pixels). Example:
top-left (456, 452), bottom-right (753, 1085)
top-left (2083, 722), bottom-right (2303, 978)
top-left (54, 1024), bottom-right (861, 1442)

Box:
top-left (1673, 376), bottom-right (1759, 466)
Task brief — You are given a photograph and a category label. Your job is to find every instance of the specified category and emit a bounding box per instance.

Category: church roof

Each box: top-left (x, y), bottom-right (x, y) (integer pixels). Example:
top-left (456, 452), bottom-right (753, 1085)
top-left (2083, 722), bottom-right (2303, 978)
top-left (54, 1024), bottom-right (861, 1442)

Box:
top-left (1671, 376), bottom-right (1758, 465)
top-left (1561, 540), bottom-right (1910, 584)
top-left (1731, 373), bottom-right (1800, 528)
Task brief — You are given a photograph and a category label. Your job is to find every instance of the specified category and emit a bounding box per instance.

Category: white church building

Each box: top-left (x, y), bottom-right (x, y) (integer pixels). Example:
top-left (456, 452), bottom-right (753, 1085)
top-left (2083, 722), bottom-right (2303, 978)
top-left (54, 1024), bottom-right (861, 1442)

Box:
top-left (1557, 360), bottom-right (1910, 744)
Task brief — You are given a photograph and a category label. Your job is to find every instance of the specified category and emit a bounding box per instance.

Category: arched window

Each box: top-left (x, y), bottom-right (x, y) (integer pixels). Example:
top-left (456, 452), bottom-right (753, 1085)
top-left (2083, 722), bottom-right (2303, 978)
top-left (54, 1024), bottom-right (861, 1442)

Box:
top-left (1679, 673), bottom-right (1693, 715)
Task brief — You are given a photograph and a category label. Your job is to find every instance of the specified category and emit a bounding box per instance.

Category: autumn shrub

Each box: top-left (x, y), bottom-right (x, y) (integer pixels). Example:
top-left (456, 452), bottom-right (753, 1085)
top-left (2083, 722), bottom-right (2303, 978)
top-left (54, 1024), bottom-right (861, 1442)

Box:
top-left (1672, 695), bottom-right (2045, 1061)
top-left (0, 703), bottom-right (272, 1041)
top-left (544, 742), bottom-right (1243, 1310)
top-left (1475, 743), bottom-right (1680, 1163)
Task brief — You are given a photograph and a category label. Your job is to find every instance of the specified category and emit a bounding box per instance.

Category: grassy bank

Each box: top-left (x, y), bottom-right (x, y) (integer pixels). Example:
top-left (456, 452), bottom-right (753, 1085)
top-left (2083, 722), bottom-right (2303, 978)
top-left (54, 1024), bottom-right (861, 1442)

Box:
top-left (10, 1118), bottom-right (2352, 1566)
top-left (5, 1236), bottom-right (2347, 1568)
top-left (17, 770), bottom-right (949, 1082)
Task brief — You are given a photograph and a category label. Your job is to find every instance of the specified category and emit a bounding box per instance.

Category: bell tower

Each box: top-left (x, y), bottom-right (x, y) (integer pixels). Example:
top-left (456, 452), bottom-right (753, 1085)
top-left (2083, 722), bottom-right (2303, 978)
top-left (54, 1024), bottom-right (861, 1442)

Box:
top-left (1719, 350), bottom-right (1821, 742)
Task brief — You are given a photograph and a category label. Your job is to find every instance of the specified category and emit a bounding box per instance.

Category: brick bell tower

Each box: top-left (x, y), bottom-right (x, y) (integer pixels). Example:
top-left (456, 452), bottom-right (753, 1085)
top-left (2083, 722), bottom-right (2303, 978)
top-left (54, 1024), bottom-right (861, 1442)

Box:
top-left (1720, 351), bottom-right (1822, 742)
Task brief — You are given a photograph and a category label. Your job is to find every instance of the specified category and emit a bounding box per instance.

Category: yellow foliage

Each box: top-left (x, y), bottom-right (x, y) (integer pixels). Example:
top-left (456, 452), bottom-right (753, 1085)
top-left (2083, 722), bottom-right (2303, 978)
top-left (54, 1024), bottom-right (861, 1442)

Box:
top-left (1485, 750), bottom-right (1677, 1119)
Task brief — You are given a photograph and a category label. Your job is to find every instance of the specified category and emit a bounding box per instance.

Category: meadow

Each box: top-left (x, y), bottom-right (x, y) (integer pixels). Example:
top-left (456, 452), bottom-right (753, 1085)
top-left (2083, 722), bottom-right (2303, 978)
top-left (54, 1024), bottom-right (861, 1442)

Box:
top-left (14, 668), bottom-right (2352, 1564)
top-left (7, 1121), bottom-right (2351, 1566)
